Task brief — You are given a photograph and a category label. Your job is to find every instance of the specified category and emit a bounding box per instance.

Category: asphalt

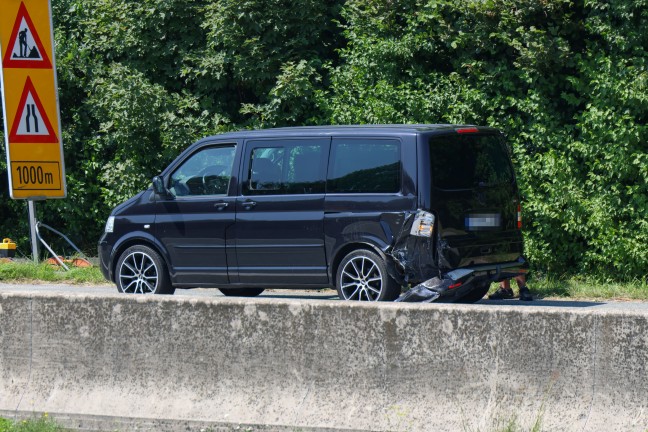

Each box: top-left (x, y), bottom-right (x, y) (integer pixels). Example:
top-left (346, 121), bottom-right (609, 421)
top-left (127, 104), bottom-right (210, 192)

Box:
top-left (1, 281), bottom-right (647, 311)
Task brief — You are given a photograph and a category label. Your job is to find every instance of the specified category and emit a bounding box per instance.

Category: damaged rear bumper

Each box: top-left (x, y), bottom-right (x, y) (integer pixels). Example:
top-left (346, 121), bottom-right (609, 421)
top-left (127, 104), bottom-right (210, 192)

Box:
top-left (396, 257), bottom-right (528, 303)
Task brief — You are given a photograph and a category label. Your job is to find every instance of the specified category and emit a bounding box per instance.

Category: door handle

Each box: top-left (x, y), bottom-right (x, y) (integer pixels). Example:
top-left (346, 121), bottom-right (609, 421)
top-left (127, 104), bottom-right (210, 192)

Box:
top-left (214, 202), bottom-right (229, 210)
top-left (242, 200), bottom-right (257, 209)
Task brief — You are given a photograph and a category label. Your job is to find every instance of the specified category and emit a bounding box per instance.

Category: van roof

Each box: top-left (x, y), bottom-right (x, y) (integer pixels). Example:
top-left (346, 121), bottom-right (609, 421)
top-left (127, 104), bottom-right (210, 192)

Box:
top-left (197, 124), bottom-right (500, 142)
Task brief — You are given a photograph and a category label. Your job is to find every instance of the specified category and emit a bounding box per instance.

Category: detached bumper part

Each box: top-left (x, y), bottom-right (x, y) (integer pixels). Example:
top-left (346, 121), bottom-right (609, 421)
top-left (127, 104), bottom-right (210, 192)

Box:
top-left (395, 258), bottom-right (527, 303)
top-left (395, 284), bottom-right (441, 303)
top-left (396, 269), bottom-right (475, 303)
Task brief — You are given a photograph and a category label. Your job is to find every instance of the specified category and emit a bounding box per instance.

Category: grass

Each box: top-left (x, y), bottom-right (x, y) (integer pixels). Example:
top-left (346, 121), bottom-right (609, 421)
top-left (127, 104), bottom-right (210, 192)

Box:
top-left (0, 415), bottom-right (66, 432)
top-left (462, 406), bottom-right (544, 432)
top-left (496, 275), bottom-right (648, 301)
top-left (0, 260), bottom-right (106, 285)
top-left (495, 418), bottom-right (542, 432)
top-left (484, 274), bottom-right (648, 302)
top-left (462, 399), bottom-right (546, 432)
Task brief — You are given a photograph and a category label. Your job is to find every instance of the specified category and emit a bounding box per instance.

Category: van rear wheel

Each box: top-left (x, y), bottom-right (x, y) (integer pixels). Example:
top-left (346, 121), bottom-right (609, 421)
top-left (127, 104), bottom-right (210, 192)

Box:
top-left (336, 250), bottom-right (400, 301)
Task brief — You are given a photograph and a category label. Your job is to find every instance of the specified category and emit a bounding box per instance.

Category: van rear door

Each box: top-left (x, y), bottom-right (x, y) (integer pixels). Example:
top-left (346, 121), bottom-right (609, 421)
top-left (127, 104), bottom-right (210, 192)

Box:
top-left (426, 130), bottom-right (524, 270)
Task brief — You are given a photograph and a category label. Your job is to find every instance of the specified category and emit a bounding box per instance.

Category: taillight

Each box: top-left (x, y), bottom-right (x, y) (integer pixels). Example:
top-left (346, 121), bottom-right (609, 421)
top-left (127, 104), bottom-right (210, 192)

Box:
top-left (410, 210), bottom-right (435, 237)
top-left (517, 203), bottom-right (522, 229)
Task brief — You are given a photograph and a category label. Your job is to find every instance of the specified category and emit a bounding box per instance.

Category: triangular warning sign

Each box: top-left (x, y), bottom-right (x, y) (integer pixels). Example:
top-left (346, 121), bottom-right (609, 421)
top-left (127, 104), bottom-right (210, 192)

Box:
top-left (2, 2), bottom-right (52, 69)
top-left (9, 76), bottom-right (58, 143)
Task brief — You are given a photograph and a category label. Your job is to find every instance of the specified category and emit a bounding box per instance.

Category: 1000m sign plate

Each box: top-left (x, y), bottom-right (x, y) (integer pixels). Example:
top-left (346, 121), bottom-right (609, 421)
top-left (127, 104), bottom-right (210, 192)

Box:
top-left (11, 161), bottom-right (62, 190)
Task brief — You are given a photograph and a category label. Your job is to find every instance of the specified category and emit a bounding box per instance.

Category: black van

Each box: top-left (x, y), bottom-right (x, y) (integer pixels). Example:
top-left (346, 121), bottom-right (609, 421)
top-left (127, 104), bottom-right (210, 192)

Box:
top-left (98, 125), bottom-right (526, 302)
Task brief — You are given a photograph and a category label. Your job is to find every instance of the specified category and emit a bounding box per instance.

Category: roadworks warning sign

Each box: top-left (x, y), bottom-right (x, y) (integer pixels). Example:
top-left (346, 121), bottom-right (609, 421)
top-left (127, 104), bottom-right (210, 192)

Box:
top-left (2, 2), bottom-right (53, 69)
top-left (0, 0), bottom-right (66, 199)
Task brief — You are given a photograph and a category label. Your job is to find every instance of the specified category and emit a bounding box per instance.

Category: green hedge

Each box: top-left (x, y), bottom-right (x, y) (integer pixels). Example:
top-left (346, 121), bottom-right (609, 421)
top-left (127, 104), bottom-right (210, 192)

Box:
top-left (0, 0), bottom-right (645, 280)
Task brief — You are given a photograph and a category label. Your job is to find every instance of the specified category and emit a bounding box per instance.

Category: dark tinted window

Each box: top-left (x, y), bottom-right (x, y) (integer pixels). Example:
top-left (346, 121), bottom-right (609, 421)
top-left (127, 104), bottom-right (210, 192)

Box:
top-left (328, 139), bottom-right (401, 193)
top-left (286, 145), bottom-right (326, 194)
top-left (244, 140), bottom-right (327, 195)
top-left (429, 134), bottom-right (514, 190)
top-left (248, 147), bottom-right (284, 192)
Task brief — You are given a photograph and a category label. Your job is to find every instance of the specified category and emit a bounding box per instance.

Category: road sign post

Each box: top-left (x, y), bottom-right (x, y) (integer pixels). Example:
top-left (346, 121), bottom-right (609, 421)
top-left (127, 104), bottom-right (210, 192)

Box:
top-left (27, 199), bottom-right (38, 262)
top-left (1, 0), bottom-right (66, 260)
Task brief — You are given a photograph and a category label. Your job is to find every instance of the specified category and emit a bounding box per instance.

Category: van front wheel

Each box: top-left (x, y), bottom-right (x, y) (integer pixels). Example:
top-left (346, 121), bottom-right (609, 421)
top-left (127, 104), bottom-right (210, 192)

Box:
top-left (336, 250), bottom-right (400, 302)
top-left (115, 245), bottom-right (174, 295)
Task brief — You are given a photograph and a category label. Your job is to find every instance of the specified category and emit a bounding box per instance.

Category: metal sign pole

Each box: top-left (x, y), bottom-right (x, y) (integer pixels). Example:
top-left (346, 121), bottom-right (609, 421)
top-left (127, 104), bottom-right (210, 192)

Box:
top-left (28, 200), bottom-right (39, 262)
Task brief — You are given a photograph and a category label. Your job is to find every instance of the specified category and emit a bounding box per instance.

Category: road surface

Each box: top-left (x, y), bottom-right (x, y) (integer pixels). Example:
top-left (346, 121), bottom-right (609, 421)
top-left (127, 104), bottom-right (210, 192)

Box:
top-left (2, 281), bottom-right (648, 312)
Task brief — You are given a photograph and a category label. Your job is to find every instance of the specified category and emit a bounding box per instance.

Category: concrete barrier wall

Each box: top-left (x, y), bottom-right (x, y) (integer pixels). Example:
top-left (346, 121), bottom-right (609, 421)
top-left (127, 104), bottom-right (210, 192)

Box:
top-left (1, 292), bottom-right (647, 431)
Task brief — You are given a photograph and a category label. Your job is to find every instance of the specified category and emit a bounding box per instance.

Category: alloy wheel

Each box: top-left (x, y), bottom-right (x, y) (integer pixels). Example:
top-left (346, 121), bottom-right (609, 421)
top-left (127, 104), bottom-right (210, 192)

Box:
top-left (118, 251), bottom-right (159, 294)
top-left (339, 255), bottom-right (383, 301)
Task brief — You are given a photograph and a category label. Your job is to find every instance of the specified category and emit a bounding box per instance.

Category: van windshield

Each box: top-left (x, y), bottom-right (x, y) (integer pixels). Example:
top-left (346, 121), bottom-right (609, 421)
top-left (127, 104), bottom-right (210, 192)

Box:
top-left (429, 134), bottom-right (514, 190)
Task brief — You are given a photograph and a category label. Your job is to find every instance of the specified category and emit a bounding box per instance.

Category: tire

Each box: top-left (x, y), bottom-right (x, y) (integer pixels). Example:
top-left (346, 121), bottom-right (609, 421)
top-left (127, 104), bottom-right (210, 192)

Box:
top-left (115, 245), bottom-right (175, 294)
top-left (219, 288), bottom-right (265, 297)
top-left (336, 249), bottom-right (400, 301)
top-left (457, 282), bottom-right (491, 303)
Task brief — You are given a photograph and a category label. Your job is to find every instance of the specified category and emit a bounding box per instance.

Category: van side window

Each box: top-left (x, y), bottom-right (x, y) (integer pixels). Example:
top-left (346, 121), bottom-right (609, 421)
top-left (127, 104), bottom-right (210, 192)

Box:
top-left (328, 139), bottom-right (401, 193)
top-left (169, 145), bottom-right (235, 197)
top-left (244, 141), bottom-right (327, 195)
top-left (248, 147), bottom-right (284, 192)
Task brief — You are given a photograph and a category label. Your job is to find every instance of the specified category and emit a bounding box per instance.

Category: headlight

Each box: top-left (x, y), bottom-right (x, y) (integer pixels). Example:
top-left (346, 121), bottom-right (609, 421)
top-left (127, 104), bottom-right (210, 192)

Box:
top-left (105, 216), bottom-right (115, 233)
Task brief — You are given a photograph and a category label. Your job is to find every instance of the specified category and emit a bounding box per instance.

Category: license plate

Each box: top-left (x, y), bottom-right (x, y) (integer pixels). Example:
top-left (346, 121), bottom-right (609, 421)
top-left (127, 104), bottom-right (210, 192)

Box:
top-left (465, 213), bottom-right (501, 230)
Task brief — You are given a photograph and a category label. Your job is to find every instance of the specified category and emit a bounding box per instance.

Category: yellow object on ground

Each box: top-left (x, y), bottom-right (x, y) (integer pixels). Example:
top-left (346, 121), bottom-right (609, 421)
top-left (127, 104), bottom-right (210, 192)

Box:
top-left (0, 238), bottom-right (16, 258)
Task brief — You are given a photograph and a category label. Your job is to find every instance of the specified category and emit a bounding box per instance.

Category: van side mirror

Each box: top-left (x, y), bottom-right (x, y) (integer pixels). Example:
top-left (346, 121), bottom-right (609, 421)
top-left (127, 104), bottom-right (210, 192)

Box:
top-left (152, 176), bottom-right (171, 198)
